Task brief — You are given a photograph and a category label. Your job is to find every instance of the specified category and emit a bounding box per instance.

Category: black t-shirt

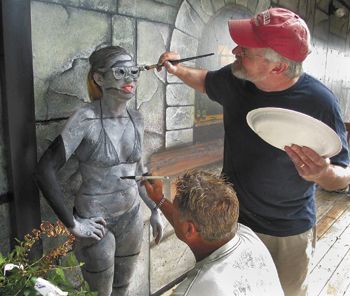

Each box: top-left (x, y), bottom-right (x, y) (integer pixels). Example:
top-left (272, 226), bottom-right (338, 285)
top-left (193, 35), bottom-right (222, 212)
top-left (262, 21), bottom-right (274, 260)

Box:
top-left (205, 65), bottom-right (349, 236)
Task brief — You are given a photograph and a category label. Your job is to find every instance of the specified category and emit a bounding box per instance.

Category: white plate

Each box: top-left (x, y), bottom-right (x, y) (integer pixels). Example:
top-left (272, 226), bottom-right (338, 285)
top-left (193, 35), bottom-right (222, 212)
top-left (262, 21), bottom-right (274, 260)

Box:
top-left (246, 107), bottom-right (342, 158)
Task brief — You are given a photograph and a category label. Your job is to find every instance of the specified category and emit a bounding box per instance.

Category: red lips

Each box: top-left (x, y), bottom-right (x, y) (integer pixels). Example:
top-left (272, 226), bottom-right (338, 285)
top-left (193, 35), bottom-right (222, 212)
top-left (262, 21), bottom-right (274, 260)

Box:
top-left (121, 84), bottom-right (134, 93)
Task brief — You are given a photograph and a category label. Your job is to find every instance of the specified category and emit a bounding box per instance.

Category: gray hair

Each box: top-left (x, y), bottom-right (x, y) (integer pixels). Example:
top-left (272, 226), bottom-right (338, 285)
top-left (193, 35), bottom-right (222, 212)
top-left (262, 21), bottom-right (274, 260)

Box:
top-left (264, 48), bottom-right (304, 78)
top-left (175, 170), bottom-right (239, 241)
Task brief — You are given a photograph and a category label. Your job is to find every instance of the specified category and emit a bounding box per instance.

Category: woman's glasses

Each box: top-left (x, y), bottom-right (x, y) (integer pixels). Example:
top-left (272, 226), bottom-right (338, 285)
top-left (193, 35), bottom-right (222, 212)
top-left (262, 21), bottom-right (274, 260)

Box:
top-left (111, 66), bottom-right (141, 80)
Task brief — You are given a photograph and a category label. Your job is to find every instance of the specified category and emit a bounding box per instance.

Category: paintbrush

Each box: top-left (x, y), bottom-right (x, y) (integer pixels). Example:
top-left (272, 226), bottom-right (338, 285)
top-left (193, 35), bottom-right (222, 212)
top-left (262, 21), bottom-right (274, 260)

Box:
top-left (139, 52), bottom-right (214, 71)
top-left (121, 175), bottom-right (170, 181)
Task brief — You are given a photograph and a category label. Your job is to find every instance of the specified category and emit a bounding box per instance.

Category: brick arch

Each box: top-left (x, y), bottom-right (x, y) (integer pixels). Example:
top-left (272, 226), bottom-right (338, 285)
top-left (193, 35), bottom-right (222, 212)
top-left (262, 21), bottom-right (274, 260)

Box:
top-left (168, 0), bottom-right (271, 76)
top-left (163, 0), bottom-right (270, 148)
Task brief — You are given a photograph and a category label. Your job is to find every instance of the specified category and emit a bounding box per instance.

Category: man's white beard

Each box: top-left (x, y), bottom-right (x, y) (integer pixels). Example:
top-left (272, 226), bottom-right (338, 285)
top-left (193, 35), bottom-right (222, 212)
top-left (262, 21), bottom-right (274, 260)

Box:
top-left (231, 63), bottom-right (265, 83)
top-left (231, 63), bottom-right (249, 81)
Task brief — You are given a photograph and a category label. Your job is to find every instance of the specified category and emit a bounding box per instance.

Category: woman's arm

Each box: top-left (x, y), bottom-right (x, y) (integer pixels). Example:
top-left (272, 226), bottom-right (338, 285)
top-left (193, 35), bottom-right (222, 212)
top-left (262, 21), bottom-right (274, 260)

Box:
top-left (143, 179), bottom-right (175, 227)
top-left (35, 135), bottom-right (74, 227)
top-left (135, 163), bottom-right (164, 243)
top-left (35, 135), bottom-right (106, 240)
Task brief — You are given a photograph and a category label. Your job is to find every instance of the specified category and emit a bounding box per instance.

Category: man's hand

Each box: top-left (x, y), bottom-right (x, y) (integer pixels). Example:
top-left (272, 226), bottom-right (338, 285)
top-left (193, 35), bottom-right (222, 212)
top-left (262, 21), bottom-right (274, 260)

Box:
top-left (143, 178), bottom-right (164, 204)
top-left (284, 144), bottom-right (330, 182)
top-left (157, 51), bottom-right (181, 74)
top-left (69, 216), bottom-right (106, 240)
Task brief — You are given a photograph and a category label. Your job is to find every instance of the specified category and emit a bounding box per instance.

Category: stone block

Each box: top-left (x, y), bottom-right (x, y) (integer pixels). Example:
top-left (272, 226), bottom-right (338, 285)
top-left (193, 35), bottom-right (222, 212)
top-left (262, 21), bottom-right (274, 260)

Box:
top-left (137, 20), bottom-right (170, 90)
top-left (188, 0), bottom-right (215, 23)
top-left (138, 77), bottom-right (165, 137)
top-left (317, 0), bottom-right (329, 13)
top-left (168, 29), bottom-right (199, 83)
top-left (36, 121), bottom-right (67, 158)
top-left (247, 0), bottom-right (258, 13)
top-left (45, 89), bottom-right (86, 120)
top-left (137, 21), bottom-right (167, 141)
top-left (175, 1), bottom-right (205, 39)
top-left (313, 9), bottom-right (330, 41)
top-left (166, 84), bottom-right (195, 106)
top-left (31, 1), bottom-right (110, 120)
top-left (46, 58), bottom-right (90, 119)
top-left (330, 15), bottom-right (348, 39)
top-left (143, 131), bottom-right (165, 163)
top-left (254, 0), bottom-right (270, 13)
top-left (118, 0), bottom-right (177, 24)
top-left (211, 0), bottom-right (226, 13)
top-left (169, 30), bottom-right (199, 62)
top-left (112, 15), bottom-right (136, 57)
top-left (278, 0), bottom-right (299, 12)
top-left (155, 0), bottom-right (182, 6)
top-left (35, 0), bottom-right (117, 12)
top-left (236, 0), bottom-right (248, 9)
top-left (166, 106), bottom-right (195, 130)
top-left (80, 0), bottom-right (117, 12)
top-left (37, 0), bottom-right (80, 7)
top-left (298, 0), bottom-right (308, 19)
top-left (165, 129), bottom-right (193, 148)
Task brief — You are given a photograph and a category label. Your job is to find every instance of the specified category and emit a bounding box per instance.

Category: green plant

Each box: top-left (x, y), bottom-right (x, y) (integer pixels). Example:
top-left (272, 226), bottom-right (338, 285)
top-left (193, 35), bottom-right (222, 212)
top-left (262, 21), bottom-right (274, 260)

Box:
top-left (0, 221), bottom-right (97, 296)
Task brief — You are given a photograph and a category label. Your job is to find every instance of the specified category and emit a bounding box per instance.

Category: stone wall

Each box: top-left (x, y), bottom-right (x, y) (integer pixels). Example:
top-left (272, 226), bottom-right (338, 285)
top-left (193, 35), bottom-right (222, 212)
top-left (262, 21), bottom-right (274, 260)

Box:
top-left (1, 0), bottom-right (350, 294)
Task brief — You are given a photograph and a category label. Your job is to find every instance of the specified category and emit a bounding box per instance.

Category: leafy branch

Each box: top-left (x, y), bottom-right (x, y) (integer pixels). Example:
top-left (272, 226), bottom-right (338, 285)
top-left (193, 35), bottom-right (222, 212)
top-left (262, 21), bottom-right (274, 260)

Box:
top-left (0, 221), bottom-right (97, 296)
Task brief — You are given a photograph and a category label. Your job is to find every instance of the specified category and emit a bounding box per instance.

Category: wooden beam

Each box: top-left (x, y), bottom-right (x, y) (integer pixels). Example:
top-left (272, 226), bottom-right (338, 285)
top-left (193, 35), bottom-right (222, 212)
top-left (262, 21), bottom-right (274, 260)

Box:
top-left (1, 0), bottom-right (42, 249)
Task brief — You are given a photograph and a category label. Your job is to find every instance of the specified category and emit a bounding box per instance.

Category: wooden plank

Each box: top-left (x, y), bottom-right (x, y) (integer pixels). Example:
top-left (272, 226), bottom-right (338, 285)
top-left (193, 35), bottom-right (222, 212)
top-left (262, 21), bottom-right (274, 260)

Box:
top-left (316, 198), bottom-right (350, 239)
top-left (149, 139), bottom-right (223, 176)
top-left (343, 283), bottom-right (350, 296)
top-left (318, 248), bottom-right (350, 296)
top-left (312, 206), bottom-right (350, 269)
top-left (315, 189), bottom-right (340, 222)
top-left (309, 214), bottom-right (350, 295)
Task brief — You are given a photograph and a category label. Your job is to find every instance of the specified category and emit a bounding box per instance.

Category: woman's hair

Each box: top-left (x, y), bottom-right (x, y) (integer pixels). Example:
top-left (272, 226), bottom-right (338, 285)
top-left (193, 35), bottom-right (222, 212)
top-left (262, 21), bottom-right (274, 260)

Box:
top-left (264, 47), bottom-right (304, 78)
top-left (87, 46), bottom-right (131, 101)
top-left (175, 170), bottom-right (239, 241)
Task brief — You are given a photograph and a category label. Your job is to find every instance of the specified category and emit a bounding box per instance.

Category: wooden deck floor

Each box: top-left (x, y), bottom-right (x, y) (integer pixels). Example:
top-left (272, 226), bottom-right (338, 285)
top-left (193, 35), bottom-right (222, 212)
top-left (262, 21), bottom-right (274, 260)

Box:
top-left (309, 188), bottom-right (350, 296)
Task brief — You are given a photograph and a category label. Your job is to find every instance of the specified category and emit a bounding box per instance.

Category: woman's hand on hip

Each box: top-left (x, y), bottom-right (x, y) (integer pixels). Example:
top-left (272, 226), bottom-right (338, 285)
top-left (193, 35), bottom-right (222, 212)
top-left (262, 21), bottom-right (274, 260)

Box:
top-left (69, 216), bottom-right (107, 240)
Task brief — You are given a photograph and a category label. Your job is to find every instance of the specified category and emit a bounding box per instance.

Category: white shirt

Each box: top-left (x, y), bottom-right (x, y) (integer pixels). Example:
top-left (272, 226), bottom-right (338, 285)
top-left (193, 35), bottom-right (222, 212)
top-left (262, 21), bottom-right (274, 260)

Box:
top-left (172, 223), bottom-right (284, 296)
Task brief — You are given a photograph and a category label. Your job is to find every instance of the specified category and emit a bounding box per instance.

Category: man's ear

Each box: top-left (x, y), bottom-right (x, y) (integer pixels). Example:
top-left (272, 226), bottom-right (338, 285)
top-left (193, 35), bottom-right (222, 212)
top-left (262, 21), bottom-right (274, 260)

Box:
top-left (93, 72), bottom-right (104, 86)
top-left (271, 62), bottom-right (288, 75)
top-left (185, 221), bottom-right (199, 240)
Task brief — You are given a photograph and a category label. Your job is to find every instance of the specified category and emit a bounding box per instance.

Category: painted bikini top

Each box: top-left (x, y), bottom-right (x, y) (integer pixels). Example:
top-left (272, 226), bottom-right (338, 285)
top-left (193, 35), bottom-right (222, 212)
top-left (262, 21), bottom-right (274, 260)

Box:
top-left (76, 102), bottom-right (142, 168)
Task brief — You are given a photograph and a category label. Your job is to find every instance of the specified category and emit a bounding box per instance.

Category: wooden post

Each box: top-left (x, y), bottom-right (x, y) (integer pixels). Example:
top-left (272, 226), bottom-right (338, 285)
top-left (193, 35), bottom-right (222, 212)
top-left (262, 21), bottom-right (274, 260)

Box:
top-left (0, 0), bottom-right (42, 255)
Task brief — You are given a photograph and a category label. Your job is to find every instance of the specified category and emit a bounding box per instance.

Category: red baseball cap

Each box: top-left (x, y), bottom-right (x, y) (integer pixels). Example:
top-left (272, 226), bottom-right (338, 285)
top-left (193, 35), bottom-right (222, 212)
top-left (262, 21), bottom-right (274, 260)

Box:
top-left (228, 7), bottom-right (310, 62)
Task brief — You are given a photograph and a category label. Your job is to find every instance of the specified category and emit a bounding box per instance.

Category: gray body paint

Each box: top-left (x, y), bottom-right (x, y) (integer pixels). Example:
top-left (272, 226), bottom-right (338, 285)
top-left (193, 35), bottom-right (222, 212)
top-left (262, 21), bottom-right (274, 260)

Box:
top-left (38, 48), bottom-right (164, 296)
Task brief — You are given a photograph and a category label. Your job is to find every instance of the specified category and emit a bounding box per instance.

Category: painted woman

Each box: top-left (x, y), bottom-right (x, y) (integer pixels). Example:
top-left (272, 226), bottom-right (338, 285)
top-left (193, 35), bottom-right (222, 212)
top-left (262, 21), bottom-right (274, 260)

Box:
top-left (35, 45), bottom-right (163, 296)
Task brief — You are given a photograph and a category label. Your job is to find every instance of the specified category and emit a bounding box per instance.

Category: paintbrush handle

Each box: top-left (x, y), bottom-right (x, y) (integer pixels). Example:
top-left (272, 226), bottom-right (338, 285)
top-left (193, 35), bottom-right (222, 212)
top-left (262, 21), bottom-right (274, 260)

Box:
top-left (170, 52), bottom-right (214, 64)
top-left (135, 176), bottom-right (170, 180)
top-left (143, 52), bottom-right (214, 71)
top-left (121, 175), bottom-right (170, 180)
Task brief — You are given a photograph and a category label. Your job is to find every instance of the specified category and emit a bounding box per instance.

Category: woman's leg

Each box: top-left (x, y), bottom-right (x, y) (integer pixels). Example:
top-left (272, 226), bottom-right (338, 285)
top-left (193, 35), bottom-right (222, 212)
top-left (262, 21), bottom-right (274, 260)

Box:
top-left (112, 206), bottom-right (143, 296)
top-left (75, 230), bottom-right (116, 296)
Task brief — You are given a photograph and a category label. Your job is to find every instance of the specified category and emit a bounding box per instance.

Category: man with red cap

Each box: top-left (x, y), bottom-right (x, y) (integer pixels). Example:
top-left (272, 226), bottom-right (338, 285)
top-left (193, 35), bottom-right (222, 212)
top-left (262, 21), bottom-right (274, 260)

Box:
top-left (157, 7), bottom-right (350, 296)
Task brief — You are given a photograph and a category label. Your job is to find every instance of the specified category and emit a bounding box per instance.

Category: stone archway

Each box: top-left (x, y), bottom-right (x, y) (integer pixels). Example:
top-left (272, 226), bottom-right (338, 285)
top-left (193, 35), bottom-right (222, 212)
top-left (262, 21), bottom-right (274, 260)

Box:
top-left (164, 0), bottom-right (271, 148)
